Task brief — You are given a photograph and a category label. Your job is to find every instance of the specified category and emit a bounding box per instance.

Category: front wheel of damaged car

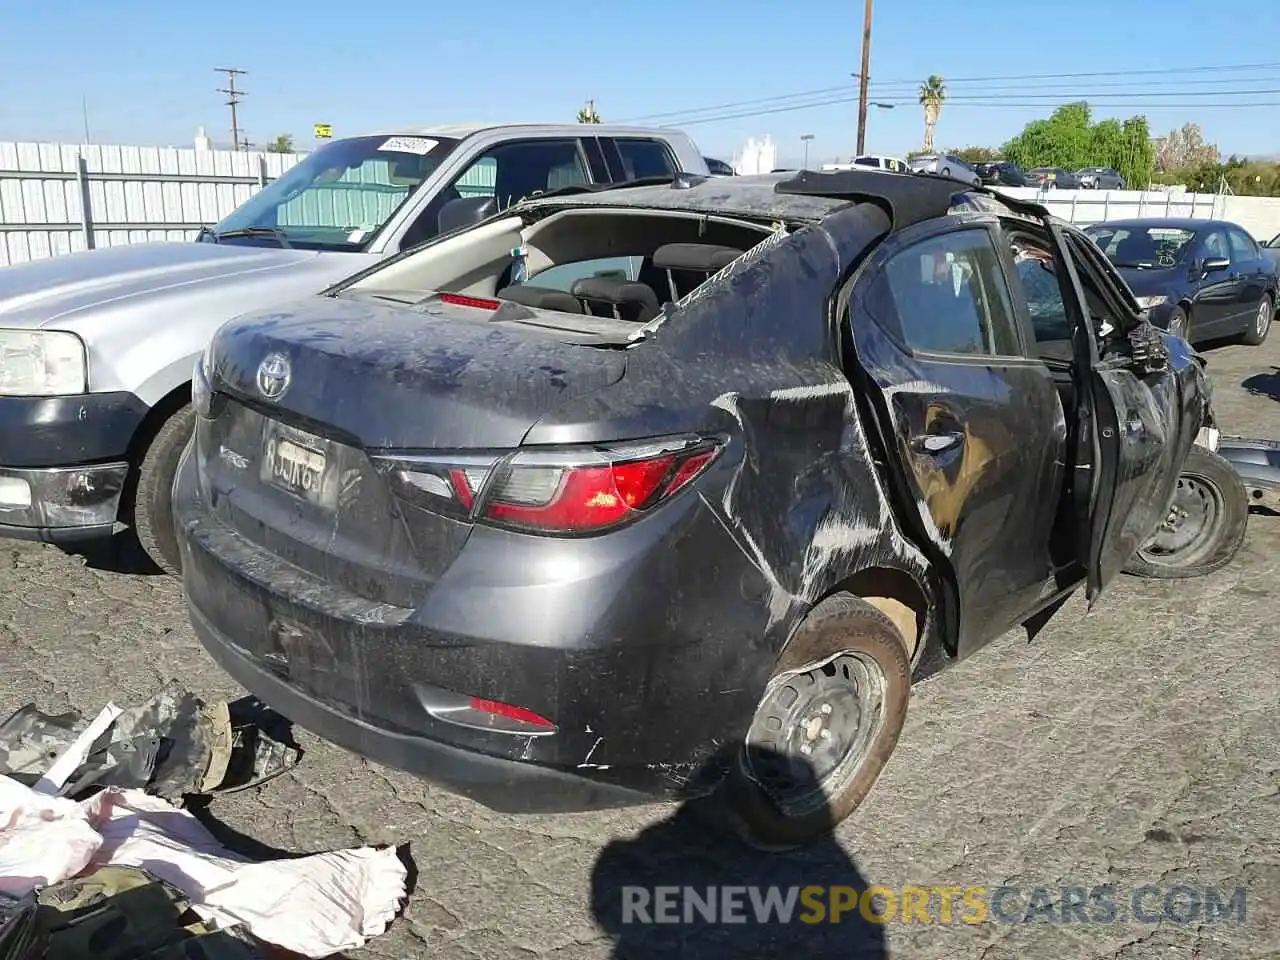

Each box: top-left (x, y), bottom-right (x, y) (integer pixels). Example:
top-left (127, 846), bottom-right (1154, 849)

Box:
top-left (1123, 446), bottom-right (1248, 580)
top-left (725, 594), bottom-right (911, 851)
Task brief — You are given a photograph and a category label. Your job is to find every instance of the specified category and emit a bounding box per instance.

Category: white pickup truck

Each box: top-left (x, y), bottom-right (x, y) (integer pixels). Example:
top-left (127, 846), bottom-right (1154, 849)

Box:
top-left (0, 123), bottom-right (708, 572)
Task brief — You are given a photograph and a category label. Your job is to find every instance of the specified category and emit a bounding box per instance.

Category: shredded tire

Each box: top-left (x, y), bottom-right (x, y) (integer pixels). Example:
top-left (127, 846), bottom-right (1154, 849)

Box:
top-left (1123, 446), bottom-right (1248, 580)
top-left (722, 593), bottom-right (911, 851)
top-left (129, 403), bottom-right (196, 576)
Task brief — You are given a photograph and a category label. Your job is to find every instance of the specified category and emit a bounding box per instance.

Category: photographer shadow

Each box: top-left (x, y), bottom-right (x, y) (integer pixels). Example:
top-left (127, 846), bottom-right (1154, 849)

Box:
top-left (590, 747), bottom-right (888, 959)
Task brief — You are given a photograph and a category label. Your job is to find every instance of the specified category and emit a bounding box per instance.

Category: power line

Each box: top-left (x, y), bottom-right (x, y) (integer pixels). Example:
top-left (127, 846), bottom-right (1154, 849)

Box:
top-left (665, 93), bottom-right (1279, 127)
top-left (215, 67), bottom-right (246, 152)
top-left (618, 61), bottom-right (1280, 124)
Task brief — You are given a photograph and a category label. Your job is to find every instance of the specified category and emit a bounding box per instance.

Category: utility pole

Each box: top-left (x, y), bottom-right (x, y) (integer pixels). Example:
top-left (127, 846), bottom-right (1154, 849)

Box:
top-left (215, 67), bottom-right (247, 151)
top-left (855, 0), bottom-right (874, 156)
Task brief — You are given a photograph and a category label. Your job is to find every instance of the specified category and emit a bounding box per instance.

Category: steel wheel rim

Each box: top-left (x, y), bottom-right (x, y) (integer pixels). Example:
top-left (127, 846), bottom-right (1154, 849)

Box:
top-left (742, 651), bottom-right (887, 818)
top-left (1138, 475), bottom-right (1223, 567)
top-left (1257, 299), bottom-right (1271, 338)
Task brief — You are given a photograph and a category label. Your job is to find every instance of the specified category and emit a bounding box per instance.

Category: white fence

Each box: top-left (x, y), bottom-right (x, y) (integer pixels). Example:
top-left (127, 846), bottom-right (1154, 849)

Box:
top-left (0, 141), bottom-right (307, 265)
top-left (995, 185), bottom-right (1280, 241)
top-left (3, 138), bottom-right (1280, 267)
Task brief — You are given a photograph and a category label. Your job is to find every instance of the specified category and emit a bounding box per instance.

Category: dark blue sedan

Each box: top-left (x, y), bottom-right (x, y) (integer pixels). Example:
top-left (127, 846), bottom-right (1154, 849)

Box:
top-left (1084, 218), bottom-right (1277, 347)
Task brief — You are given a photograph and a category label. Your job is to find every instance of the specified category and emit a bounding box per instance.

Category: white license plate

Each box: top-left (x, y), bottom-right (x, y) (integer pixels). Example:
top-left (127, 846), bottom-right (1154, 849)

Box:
top-left (264, 433), bottom-right (328, 502)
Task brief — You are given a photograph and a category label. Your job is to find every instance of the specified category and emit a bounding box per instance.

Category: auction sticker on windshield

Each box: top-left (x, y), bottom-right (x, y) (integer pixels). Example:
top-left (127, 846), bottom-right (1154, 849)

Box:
top-left (378, 136), bottom-right (439, 155)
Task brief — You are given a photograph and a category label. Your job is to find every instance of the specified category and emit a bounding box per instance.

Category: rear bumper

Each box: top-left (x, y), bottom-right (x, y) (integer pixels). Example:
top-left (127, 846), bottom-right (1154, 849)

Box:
top-left (173, 443), bottom-right (777, 812)
top-left (188, 603), bottom-right (654, 812)
top-left (0, 392), bottom-right (146, 540)
top-left (1218, 435), bottom-right (1280, 511)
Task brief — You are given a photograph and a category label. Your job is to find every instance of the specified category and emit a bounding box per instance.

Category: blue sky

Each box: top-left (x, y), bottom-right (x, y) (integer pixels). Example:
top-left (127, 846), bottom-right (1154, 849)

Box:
top-left (1, 0), bottom-right (1276, 165)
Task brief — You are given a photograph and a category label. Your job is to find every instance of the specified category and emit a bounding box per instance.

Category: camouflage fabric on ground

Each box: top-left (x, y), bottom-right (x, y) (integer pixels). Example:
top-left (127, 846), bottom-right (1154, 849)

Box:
top-left (26, 865), bottom-right (265, 960)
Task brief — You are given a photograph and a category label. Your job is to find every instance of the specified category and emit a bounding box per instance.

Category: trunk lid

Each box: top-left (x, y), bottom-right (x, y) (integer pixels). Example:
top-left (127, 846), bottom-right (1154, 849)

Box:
top-left (199, 292), bottom-right (630, 603)
top-left (211, 292), bottom-right (630, 449)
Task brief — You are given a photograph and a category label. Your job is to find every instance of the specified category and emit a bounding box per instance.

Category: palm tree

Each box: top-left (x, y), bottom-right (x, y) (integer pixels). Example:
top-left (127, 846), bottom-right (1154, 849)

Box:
top-left (918, 75), bottom-right (947, 152)
top-left (267, 133), bottom-right (295, 154)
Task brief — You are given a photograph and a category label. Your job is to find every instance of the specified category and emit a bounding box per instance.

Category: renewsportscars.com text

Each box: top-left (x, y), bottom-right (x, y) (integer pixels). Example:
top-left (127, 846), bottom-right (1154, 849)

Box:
top-left (620, 884), bottom-right (1247, 925)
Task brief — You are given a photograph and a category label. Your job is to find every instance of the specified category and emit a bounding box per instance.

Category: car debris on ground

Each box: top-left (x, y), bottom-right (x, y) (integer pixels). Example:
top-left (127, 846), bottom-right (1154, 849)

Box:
top-left (0, 683), bottom-right (408, 959)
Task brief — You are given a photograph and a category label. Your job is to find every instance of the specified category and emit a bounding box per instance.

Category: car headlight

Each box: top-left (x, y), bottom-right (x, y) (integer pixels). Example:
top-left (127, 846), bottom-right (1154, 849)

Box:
top-left (1134, 295), bottom-right (1168, 310)
top-left (0, 330), bottom-right (87, 396)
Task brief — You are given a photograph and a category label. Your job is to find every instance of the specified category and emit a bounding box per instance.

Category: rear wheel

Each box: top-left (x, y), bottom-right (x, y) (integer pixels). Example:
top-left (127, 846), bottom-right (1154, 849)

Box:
top-left (724, 594), bottom-right (911, 850)
top-left (1241, 294), bottom-right (1273, 346)
top-left (1123, 446), bottom-right (1248, 580)
top-left (128, 403), bottom-right (196, 576)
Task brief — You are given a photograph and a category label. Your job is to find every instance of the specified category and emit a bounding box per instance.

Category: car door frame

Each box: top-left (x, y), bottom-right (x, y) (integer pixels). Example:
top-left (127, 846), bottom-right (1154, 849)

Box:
top-left (598, 136), bottom-right (681, 182)
top-left (1188, 225), bottom-right (1241, 336)
top-left (370, 133), bottom-right (603, 254)
top-left (1047, 220), bottom-right (1204, 601)
top-left (1226, 224), bottom-right (1271, 332)
top-left (840, 210), bottom-right (1073, 657)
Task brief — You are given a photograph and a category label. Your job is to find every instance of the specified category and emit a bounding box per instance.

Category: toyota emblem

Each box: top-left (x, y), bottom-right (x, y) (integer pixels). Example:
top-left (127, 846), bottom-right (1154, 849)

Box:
top-left (256, 352), bottom-right (291, 402)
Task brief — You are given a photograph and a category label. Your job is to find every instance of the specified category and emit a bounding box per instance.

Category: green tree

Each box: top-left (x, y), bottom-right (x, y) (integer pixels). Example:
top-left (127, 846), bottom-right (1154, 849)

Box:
top-left (948, 145), bottom-right (1002, 165)
top-left (1002, 103), bottom-right (1153, 186)
top-left (1119, 116), bottom-right (1155, 188)
top-left (577, 100), bottom-right (601, 124)
top-left (918, 75), bottom-right (946, 152)
top-left (266, 134), bottom-right (295, 154)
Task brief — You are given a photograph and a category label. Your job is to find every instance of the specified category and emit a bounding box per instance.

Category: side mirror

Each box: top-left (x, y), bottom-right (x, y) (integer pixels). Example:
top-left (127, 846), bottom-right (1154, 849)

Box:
top-left (437, 195), bottom-right (498, 237)
top-left (1202, 256), bottom-right (1231, 274)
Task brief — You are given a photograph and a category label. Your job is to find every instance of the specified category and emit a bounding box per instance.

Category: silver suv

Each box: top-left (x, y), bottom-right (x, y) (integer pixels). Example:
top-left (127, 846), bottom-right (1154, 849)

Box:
top-left (908, 153), bottom-right (982, 187)
top-left (0, 123), bottom-right (708, 572)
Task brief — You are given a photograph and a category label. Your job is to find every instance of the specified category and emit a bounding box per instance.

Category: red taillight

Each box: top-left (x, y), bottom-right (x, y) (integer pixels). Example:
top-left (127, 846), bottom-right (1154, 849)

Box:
top-left (469, 697), bottom-right (554, 729)
top-left (484, 456), bottom-right (677, 532)
top-left (439, 292), bottom-right (503, 310)
top-left (375, 436), bottom-right (722, 535)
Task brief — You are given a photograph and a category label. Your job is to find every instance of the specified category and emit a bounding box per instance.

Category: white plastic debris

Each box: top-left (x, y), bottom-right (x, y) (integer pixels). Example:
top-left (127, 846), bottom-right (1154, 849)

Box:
top-left (0, 775), bottom-right (406, 957)
top-left (33, 702), bottom-right (123, 795)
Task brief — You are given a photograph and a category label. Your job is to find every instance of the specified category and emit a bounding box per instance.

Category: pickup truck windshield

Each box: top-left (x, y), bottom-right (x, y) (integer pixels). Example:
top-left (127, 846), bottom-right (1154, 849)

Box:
top-left (208, 134), bottom-right (460, 251)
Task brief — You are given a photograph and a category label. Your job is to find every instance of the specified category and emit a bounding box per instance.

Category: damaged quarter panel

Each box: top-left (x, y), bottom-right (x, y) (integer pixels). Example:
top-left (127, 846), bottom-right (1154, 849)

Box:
top-left (516, 203), bottom-right (941, 781)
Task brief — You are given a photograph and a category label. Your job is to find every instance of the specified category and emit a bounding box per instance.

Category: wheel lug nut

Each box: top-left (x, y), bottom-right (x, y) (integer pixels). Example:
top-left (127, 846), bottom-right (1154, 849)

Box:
top-left (820, 729), bottom-right (832, 740)
top-left (821, 704), bottom-right (832, 715)
top-left (800, 743), bottom-right (812, 755)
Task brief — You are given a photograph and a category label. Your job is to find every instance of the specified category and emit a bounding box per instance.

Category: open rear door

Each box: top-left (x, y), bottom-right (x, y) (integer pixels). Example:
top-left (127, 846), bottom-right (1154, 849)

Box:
top-left (1048, 223), bottom-right (1204, 604)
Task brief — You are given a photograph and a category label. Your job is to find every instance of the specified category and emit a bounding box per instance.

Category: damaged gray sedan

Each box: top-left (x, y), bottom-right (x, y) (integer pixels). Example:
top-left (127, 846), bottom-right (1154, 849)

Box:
top-left (173, 169), bottom-right (1223, 848)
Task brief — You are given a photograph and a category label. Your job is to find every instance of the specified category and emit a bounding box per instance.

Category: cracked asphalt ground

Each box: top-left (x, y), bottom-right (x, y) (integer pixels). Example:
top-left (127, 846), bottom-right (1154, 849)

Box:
top-left (2, 337), bottom-right (1279, 960)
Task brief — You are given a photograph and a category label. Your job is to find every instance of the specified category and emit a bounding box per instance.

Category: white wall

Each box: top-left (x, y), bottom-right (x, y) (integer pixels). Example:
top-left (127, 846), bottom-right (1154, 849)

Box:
top-left (0, 140), bottom-right (303, 266)
top-left (3, 138), bottom-right (1280, 268)
top-left (993, 185), bottom-right (1280, 240)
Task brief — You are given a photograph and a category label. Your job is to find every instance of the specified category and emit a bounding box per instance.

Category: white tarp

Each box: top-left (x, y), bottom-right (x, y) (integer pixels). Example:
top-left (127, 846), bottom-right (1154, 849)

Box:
top-left (0, 775), bottom-right (406, 958)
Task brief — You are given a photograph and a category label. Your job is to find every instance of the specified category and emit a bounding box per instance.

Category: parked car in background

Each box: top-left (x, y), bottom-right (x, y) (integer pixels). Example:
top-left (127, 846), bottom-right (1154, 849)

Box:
top-left (0, 124), bottom-right (709, 574)
top-left (1084, 218), bottom-right (1276, 346)
top-left (1076, 167), bottom-right (1126, 190)
top-left (975, 161), bottom-right (1027, 187)
top-left (1024, 167), bottom-right (1082, 189)
top-left (852, 153), bottom-right (910, 173)
top-left (907, 153), bottom-right (982, 186)
top-left (175, 169), bottom-right (1222, 850)
top-left (704, 157), bottom-right (735, 177)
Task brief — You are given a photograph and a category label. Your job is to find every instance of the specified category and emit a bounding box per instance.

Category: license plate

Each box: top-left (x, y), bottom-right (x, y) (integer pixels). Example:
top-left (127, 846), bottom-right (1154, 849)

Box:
top-left (262, 428), bottom-right (329, 504)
